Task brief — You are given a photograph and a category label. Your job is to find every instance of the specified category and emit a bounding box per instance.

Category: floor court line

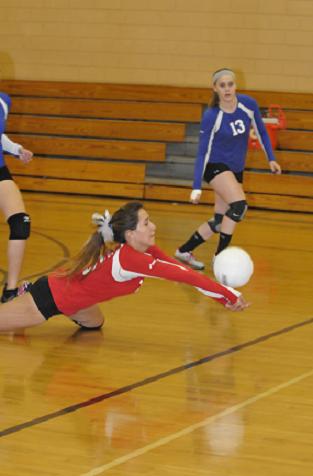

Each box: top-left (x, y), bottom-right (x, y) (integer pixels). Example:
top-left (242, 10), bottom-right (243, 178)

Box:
top-left (80, 368), bottom-right (313, 476)
top-left (0, 316), bottom-right (312, 438)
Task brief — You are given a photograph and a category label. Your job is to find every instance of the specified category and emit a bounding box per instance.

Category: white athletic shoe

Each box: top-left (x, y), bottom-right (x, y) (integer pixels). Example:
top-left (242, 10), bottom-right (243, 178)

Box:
top-left (174, 250), bottom-right (205, 270)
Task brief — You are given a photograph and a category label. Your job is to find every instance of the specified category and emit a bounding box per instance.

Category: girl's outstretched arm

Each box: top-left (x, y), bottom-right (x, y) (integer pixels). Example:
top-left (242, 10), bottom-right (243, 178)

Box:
top-left (119, 245), bottom-right (248, 309)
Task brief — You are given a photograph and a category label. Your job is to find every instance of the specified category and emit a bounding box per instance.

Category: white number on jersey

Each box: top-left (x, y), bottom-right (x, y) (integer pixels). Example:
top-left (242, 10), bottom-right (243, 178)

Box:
top-left (230, 120), bottom-right (246, 136)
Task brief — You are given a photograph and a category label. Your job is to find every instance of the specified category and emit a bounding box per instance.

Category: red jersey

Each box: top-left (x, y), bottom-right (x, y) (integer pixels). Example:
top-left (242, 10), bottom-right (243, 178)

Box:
top-left (48, 244), bottom-right (239, 316)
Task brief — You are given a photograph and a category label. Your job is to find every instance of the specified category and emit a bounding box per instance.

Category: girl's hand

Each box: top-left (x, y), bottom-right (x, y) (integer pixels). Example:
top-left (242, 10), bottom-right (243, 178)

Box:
top-left (19, 148), bottom-right (33, 164)
top-left (190, 189), bottom-right (202, 204)
top-left (225, 295), bottom-right (250, 311)
top-left (269, 160), bottom-right (281, 174)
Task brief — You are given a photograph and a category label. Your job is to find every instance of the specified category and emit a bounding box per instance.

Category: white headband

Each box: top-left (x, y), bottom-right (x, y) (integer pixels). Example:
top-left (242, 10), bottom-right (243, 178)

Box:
top-left (92, 210), bottom-right (114, 243)
top-left (212, 69), bottom-right (235, 84)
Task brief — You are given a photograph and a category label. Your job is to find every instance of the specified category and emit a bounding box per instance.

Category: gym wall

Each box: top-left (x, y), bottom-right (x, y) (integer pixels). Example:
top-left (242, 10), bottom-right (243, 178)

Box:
top-left (0, 0), bottom-right (312, 92)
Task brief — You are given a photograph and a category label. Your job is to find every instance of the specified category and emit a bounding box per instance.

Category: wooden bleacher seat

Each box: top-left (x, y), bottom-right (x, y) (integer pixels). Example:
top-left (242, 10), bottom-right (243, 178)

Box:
top-left (5, 155), bottom-right (146, 198)
top-left (277, 130), bottom-right (313, 151)
top-left (283, 110), bottom-right (313, 130)
top-left (246, 150), bottom-right (313, 172)
top-left (7, 115), bottom-right (186, 142)
top-left (10, 97), bottom-right (203, 122)
top-left (5, 156), bottom-right (145, 183)
top-left (6, 134), bottom-right (166, 162)
top-left (1, 79), bottom-right (211, 103)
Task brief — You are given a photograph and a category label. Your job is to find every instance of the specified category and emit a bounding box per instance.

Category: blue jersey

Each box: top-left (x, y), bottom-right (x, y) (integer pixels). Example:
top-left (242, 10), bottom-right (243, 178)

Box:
top-left (0, 92), bottom-right (12, 168)
top-left (193, 94), bottom-right (276, 189)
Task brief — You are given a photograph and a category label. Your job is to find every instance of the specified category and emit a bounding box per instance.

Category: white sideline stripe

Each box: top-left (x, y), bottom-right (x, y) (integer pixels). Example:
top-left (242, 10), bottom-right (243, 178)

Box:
top-left (80, 368), bottom-right (313, 475)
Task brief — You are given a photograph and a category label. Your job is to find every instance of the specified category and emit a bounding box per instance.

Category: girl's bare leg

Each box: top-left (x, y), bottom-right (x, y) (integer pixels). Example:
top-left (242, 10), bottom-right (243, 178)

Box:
top-left (197, 191), bottom-right (230, 239)
top-left (210, 171), bottom-right (246, 235)
top-left (0, 293), bottom-right (46, 332)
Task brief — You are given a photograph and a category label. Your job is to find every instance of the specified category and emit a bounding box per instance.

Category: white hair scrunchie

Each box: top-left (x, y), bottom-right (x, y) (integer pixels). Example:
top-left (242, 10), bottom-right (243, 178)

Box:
top-left (92, 210), bottom-right (114, 243)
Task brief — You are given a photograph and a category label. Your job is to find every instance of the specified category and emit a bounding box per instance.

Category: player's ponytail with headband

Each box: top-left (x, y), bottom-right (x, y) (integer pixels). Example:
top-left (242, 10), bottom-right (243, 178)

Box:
top-left (61, 201), bottom-right (144, 278)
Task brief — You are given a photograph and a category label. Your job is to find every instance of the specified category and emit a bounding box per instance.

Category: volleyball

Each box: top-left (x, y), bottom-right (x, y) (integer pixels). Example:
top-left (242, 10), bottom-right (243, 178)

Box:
top-left (213, 246), bottom-right (254, 288)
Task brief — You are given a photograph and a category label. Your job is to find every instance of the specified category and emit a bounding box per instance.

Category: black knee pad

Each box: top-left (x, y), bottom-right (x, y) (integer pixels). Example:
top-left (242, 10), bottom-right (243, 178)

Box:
top-left (225, 200), bottom-right (248, 223)
top-left (72, 319), bottom-right (104, 331)
top-left (208, 213), bottom-right (223, 233)
top-left (7, 213), bottom-right (31, 240)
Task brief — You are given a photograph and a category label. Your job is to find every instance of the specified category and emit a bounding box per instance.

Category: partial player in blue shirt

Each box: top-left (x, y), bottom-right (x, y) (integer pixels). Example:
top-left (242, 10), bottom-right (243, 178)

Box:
top-left (0, 92), bottom-right (34, 302)
top-left (175, 69), bottom-right (281, 270)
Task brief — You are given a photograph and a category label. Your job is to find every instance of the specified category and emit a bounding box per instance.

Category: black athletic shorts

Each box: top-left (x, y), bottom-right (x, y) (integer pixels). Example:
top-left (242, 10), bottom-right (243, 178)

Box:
top-left (29, 276), bottom-right (62, 320)
top-left (203, 162), bottom-right (243, 184)
top-left (0, 166), bottom-right (13, 181)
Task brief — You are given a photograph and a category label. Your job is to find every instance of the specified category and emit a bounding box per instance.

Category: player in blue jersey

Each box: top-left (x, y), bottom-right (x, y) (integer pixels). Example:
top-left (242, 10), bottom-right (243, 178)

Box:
top-left (0, 92), bottom-right (33, 302)
top-left (175, 68), bottom-right (281, 270)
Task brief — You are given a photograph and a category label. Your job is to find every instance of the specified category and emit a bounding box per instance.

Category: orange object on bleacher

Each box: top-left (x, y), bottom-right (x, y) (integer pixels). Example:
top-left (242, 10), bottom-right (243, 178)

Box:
top-left (249, 104), bottom-right (287, 150)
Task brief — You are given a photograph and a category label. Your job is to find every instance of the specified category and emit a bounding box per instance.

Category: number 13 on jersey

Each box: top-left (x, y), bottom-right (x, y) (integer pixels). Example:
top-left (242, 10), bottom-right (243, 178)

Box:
top-left (230, 120), bottom-right (246, 136)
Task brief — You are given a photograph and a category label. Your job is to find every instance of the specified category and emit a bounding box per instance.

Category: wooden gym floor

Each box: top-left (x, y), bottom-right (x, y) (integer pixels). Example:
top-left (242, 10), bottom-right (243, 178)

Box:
top-left (0, 192), bottom-right (312, 476)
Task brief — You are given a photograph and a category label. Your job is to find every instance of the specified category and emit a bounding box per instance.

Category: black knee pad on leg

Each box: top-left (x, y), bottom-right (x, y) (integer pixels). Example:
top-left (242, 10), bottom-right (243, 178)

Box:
top-left (225, 200), bottom-right (248, 223)
top-left (72, 319), bottom-right (104, 331)
top-left (208, 213), bottom-right (223, 233)
top-left (8, 213), bottom-right (31, 240)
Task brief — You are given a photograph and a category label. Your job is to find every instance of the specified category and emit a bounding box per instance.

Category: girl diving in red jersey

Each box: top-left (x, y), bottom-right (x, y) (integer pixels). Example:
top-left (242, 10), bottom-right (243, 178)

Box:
top-left (0, 201), bottom-right (249, 333)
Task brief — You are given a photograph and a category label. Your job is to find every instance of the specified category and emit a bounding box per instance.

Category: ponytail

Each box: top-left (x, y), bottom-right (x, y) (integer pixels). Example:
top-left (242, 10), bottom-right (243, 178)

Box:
top-left (210, 91), bottom-right (220, 108)
top-left (60, 231), bottom-right (108, 279)
top-left (59, 201), bottom-right (143, 279)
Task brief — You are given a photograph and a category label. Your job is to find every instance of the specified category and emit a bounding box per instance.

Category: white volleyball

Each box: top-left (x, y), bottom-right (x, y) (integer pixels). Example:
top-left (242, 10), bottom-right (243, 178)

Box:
top-left (213, 246), bottom-right (254, 288)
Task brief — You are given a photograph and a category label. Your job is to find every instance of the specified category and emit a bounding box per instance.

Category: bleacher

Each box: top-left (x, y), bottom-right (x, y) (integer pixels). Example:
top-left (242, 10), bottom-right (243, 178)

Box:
top-left (2, 79), bottom-right (313, 213)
